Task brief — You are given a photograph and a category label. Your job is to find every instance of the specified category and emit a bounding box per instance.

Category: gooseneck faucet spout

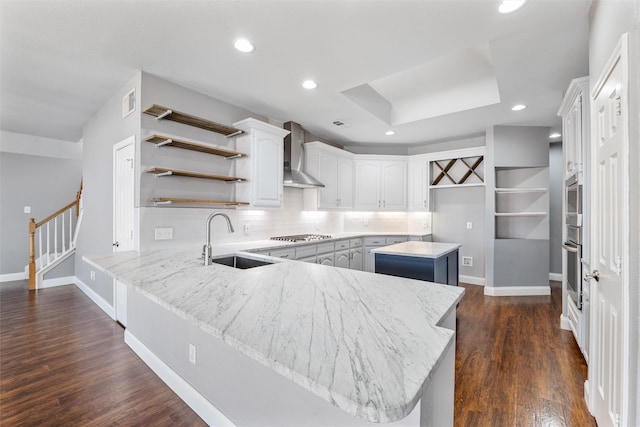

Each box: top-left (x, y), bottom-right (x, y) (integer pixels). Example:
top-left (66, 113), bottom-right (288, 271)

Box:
top-left (203, 212), bottom-right (235, 265)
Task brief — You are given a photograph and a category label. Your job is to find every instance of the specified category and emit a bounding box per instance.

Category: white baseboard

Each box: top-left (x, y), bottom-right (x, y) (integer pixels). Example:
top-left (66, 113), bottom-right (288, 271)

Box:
top-left (124, 330), bottom-right (235, 427)
top-left (73, 277), bottom-right (115, 320)
top-left (41, 275), bottom-right (76, 288)
top-left (549, 273), bottom-right (562, 281)
top-left (459, 275), bottom-right (485, 286)
top-left (559, 314), bottom-right (571, 331)
top-left (484, 285), bottom-right (551, 296)
top-left (0, 272), bottom-right (27, 282)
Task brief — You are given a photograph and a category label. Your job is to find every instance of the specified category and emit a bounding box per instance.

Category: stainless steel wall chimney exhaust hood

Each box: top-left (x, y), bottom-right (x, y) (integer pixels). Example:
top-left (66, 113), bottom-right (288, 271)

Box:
top-left (283, 121), bottom-right (324, 188)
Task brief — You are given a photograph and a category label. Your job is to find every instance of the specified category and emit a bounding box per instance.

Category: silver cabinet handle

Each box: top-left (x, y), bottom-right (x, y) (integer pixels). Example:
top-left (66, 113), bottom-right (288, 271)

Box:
top-left (378, 200), bottom-right (381, 207)
top-left (584, 270), bottom-right (600, 282)
top-left (562, 243), bottom-right (578, 253)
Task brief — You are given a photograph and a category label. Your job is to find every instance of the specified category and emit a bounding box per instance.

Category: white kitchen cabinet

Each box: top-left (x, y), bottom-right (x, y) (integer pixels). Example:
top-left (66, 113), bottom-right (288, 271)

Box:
top-left (408, 158), bottom-right (430, 211)
top-left (335, 250), bottom-right (350, 269)
top-left (305, 142), bottom-right (354, 209)
top-left (349, 247), bottom-right (363, 271)
top-left (318, 253), bottom-right (334, 266)
top-left (354, 157), bottom-right (407, 210)
top-left (558, 77), bottom-right (589, 180)
top-left (234, 118), bottom-right (289, 208)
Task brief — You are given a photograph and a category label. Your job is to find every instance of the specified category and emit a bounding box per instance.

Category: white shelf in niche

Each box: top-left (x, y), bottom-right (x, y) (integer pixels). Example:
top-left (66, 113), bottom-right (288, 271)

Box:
top-left (494, 187), bottom-right (547, 193)
top-left (494, 212), bottom-right (547, 217)
top-left (430, 183), bottom-right (485, 189)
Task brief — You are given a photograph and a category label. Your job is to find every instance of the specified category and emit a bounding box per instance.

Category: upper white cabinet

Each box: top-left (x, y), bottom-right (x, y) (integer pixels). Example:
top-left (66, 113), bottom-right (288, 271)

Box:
top-left (408, 158), bottom-right (429, 211)
top-left (233, 118), bottom-right (289, 208)
top-left (558, 76), bottom-right (589, 180)
top-left (354, 157), bottom-right (407, 210)
top-left (305, 142), bottom-right (354, 209)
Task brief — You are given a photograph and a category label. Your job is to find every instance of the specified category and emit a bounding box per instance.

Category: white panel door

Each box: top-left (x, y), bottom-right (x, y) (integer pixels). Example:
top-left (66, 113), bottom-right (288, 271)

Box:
top-left (354, 160), bottom-right (381, 210)
top-left (337, 156), bottom-right (354, 209)
top-left (381, 161), bottom-right (407, 210)
top-left (318, 151), bottom-right (338, 208)
top-left (589, 36), bottom-right (628, 427)
top-left (113, 136), bottom-right (135, 327)
top-left (409, 160), bottom-right (429, 211)
top-left (253, 129), bottom-right (283, 208)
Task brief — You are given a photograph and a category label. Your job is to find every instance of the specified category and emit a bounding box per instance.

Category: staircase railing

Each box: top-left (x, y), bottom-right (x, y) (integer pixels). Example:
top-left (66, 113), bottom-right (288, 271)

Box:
top-left (28, 181), bottom-right (83, 290)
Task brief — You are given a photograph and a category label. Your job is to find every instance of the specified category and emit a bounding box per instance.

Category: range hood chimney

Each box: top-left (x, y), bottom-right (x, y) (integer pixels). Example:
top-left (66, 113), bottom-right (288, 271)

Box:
top-left (283, 121), bottom-right (324, 188)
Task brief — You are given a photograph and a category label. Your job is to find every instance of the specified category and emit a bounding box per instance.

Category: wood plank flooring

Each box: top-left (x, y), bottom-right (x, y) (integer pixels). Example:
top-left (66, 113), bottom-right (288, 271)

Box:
top-left (454, 281), bottom-right (596, 427)
top-left (0, 279), bottom-right (596, 426)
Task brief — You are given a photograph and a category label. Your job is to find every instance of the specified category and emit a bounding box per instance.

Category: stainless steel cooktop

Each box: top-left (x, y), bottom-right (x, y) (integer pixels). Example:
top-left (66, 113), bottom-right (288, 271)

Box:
top-left (270, 234), bottom-right (332, 242)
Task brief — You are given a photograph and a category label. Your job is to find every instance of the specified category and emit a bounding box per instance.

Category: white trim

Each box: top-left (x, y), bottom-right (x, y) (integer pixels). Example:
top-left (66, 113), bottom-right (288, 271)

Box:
top-left (73, 277), bottom-right (115, 320)
top-left (0, 272), bottom-right (27, 282)
top-left (549, 273), bottom-right (562, 282)
top-left (124, 330), bottom-right (236, 427)
top-left (560, 314), bottom-right (572, 331)
top-left (483, 285), bottom-right (551, 296)
top-left (458, 275), bottom-right (485, 286)
top-left (41, 276), bottom-right (75, 288)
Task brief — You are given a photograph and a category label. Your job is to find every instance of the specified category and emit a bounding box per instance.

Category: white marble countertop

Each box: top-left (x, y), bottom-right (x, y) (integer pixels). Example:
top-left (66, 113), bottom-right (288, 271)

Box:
top-left (371, 242), bottom-right (461, 259)
top-left (84, 238), bottom-right (463, 423)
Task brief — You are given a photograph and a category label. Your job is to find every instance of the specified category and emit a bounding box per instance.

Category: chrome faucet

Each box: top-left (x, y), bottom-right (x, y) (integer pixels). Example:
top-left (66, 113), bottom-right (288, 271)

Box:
top-left (203, 212), bottom-right (235, 265)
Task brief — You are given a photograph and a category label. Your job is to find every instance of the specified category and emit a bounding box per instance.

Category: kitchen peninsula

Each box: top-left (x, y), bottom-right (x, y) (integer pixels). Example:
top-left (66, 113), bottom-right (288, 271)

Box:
top-left (85, 239), bottom-right (465, 426)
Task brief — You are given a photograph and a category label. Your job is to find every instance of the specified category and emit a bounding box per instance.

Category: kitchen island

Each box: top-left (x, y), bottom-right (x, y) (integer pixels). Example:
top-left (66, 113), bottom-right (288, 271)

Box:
top-left (372, 242), bottom-right (461, 286)
top-left (85, 243), bottom-right (464, 426)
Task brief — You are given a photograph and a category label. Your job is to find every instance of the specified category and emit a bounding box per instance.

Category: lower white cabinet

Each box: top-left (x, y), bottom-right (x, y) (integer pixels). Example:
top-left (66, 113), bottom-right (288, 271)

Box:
top-left (318, 253), bottom-right (334, 266)
top-left (335, 250), bottom-right (350, 269)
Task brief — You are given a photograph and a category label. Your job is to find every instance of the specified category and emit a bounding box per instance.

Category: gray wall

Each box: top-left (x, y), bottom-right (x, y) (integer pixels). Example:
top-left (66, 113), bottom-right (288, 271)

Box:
top-left (431, 186), bottom-right (485, 281)
top-left (0, 152), bottom-right (81, 275)
top-left (549, 142), bottom-right (563, 275)
top-left (589, 1), bottom-right (640, 424)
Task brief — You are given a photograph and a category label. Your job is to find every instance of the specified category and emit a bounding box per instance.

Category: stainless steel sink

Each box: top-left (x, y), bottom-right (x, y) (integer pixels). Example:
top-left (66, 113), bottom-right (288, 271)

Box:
top-left (210, 255), bottom-right (274, 269)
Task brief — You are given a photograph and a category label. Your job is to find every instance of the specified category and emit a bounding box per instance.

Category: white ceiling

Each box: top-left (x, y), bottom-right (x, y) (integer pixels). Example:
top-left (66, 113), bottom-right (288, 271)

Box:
top-left (0, 0), bottom-right (591, 147)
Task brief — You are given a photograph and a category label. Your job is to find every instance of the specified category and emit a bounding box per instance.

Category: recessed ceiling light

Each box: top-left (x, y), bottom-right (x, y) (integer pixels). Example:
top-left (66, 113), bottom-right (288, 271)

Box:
top-left (511, 104), bottom-right (527, 111)
top-left (385, 130), bottom-right (395, 136)
top-left (302, 80), bottom-right (318, 90)
top-left (498, 0), bottom-right (527, 14)
top-left (234, 38), bottom-right (255, 53)
top-left (549, 132), bottom-right (562, 138)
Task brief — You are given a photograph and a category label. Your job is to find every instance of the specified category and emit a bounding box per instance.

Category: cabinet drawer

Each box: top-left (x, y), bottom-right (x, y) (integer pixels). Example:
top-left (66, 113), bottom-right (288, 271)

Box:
top-left (316, 242), bottom-right (335, 254)
top-left (295, 245), bottom-right (317, 259)
top-left (386, 236), bottom-right (408, 245)
top-left (349, 238), bottom-right (363, 247)
top-left (269, 248), bottom-right (295, 259)
top-left (363, 237), bottom-right (386, 246)
top-left (334, 240), bottom-right (349, 250)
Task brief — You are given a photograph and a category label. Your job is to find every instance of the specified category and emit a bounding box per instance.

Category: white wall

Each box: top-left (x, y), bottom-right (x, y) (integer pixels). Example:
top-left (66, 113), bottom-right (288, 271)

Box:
top-left (588, 1), bottom-right (640, 423)
top-left (549, 142), bottom-right (563, 276)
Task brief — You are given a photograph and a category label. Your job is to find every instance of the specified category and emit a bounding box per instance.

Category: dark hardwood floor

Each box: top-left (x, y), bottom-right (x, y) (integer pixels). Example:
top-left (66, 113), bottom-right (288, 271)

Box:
top-left (1, 279), bottom-right (596, 426)
top-left (455, 281), bottom-right (597, 427)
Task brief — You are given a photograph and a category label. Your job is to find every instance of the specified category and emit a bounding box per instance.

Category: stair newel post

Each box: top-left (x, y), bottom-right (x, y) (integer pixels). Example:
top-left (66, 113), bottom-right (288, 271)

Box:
top-left (28, 218), bottom-right (36, 290)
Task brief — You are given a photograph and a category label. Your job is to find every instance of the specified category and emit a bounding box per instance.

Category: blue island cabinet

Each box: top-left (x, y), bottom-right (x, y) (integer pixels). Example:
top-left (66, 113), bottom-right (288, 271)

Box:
top-left (372, 241), bottom-right (461, 286)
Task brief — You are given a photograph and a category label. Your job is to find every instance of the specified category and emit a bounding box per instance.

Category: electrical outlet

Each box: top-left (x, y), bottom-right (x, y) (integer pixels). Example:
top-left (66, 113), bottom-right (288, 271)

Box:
top-left (466, 222), bottom-right (473, 230)
top-left (24, 206), bottom-right (31, 214)
top-left (462, 256), bottom-right (473, 267)
top-left (244, 223), bottom-right (250, 234)
top-left (422, 221), bottom-right (428, 228)
top-left (315, 222), bottom-right (320, 231)
top-left (364, 218), bottom-right (369, 226)
top-left (154, 227), bottom-right (173, 240)
top-left (90, 271), bottom-right (96, 281)
top-left (189, 343), bottom-right (197, 364)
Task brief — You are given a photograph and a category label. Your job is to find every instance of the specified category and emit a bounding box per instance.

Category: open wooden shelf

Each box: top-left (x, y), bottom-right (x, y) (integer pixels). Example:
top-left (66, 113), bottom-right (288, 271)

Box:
top-left (150, 198), bottom-right (249, 207)
top-left (144, 135), bottom-right (246, 158)
top-left (145, 167), bottom-right (246, 182)
top-left (143, 105), bottom-right (244, 137)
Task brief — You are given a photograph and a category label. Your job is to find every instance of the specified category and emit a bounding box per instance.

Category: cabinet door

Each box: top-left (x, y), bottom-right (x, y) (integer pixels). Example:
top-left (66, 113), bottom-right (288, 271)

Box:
top-left (408, 160), bottom-right (429, 211)
top-left (319, 253), bottom-right (334, 266)
top-left (318, 151), bottom-right (339, 208)
top-left (252, 129), bottom-right (283, 207)
top-left (364, 247), bottom-right (377, 272)
top-left (354, 160), bottom-right (381, 210)
top-left (349, 248), bottom-right (363, 271)
top-left (335, 250), bottom-right (350, 269)
top-left (337, 156), bottom-right (354, 209)
top-left (298, 255), bottom-right (317, 263)
top-left (381, 161), bottom-right (407, 210)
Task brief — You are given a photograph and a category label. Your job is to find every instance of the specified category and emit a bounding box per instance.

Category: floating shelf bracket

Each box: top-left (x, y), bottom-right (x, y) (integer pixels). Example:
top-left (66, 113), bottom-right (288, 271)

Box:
top-left (224, 153), bottom-right (243, 160)
top-left (152, 199), bottom-right (173, 206)
top-left (155, 109), bottom-right (173, 121)
top-left (155, 138), bottom-right (173, 148)
top-left (154, 171), bottom-right (173, 177)
top-left (225, 130), bottom-right (244, 139)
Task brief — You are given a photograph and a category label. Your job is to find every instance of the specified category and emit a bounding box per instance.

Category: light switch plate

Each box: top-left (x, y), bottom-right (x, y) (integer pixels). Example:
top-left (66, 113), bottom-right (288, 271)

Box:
top-left (462, 256), bottom-right (473, 266)
top-left (24, 206), bottom-right (31, 214)
top-left (154, 227), bottom-right (173, 240)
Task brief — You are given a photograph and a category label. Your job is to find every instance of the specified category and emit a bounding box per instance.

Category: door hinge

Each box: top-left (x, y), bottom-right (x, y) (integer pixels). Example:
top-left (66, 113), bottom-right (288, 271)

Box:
top-left (615, 95), bottom-right (622, 116)
top-left (130, 230), bottom-right (133, 239)
top-left (614, 255), bottom-right (622, 274)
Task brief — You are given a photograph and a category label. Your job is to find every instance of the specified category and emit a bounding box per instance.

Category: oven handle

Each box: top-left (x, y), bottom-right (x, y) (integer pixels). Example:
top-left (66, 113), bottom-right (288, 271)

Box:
top-left (562, 243), bottom-right (578, 253)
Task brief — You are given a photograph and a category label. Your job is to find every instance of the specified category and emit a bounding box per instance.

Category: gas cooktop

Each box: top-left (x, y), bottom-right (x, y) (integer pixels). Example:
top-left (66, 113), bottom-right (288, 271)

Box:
top-left (270, 234), bottom-right (332, 242)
